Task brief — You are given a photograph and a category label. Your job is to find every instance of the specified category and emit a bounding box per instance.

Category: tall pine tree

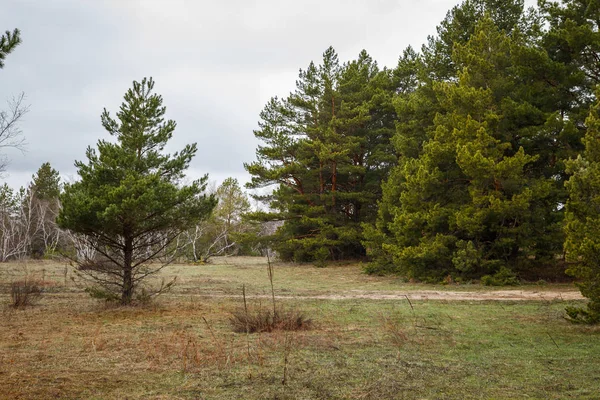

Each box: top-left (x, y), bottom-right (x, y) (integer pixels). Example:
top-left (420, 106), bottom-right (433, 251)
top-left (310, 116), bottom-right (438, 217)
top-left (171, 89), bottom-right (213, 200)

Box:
top-left (246, 48), bottom-right (397, 262)
top-left (367, 16), bottom-right (569, 280)
top-left (564, 91), bottom-right (600, 323)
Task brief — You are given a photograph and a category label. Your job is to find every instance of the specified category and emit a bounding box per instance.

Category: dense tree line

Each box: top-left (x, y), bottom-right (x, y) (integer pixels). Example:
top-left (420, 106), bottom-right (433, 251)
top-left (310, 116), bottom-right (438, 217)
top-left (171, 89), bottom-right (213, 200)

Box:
top-left (246, 0), bottom-right (600, 293)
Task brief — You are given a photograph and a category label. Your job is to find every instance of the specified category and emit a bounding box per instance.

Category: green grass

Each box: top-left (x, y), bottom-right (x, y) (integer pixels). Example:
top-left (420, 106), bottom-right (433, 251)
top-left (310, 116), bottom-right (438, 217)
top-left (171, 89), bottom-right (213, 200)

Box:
top-left (0, 257), bottom-right (598, 399)
top-left (0, 256), bottom-right (576, 297)
top-left (159, 257), bottom-right (576, 297)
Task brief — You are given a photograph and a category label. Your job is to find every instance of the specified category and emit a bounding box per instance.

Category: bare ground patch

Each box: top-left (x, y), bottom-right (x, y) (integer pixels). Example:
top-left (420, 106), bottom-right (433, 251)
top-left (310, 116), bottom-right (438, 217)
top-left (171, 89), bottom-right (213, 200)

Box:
top-left (190, 289), bottom-right (583, 301)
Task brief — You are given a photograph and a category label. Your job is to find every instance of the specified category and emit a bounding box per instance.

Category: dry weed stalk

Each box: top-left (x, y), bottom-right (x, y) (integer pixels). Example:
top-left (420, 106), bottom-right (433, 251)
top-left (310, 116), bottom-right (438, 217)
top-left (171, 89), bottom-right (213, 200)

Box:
top-left (266, 250), bottom-right (276, 317)
top-left (243, 283), bottom-right (253, 378)
top-left (230, 252), bottom-right (312, 334)
top-left (281, 330), bottom-right (294, 386)
top-left (180, 331), bottom-right (201, 372)
top-left (142, 328), bottom-right (245, 372)
top-left (90, 326), bottom-right (106, 352)
top-left (202, 316), bottom-right (238, 370)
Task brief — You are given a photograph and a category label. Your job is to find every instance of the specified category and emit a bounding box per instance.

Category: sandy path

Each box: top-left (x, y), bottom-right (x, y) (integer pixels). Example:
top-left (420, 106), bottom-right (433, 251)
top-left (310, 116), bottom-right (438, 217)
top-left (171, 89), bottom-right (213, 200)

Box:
top-left (195, 289), bottom-right (584, 302)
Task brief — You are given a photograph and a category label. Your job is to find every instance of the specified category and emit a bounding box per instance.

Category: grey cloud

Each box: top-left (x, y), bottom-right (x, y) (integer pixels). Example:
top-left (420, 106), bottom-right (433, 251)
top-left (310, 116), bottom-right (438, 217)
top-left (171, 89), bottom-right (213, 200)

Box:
top-left (1, 0), bottom-right (498, 190)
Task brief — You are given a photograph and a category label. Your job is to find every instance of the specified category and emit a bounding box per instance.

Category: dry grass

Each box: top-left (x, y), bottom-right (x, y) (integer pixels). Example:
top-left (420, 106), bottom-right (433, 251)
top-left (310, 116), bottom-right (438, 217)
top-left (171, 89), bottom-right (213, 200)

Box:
top-left (229, 306), bottom-right (312, 333)
top-left (0, 259), bottom-right (599, 399)
top-left (10, 279), bottom-right (43, 307)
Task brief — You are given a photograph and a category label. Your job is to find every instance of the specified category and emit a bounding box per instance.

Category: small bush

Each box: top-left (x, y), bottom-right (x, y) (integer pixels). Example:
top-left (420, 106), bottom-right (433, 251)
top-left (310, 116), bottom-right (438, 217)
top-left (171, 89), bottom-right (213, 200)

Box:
top-left (84, 278), bottom-right (175, 306)
top-left (230, 307), bottom-right (312, 333)
top-left (10, 280), bottom-right (43, 308)
top-left (363, 261), bottom-right (396, 276)
top-left (481, 266), bottom-right (520, 286)
top-left (85, 287), bottom-right (121, 302)
top-left (565, 301), bottom-right (600, 324)
top-left (84, 287), bottom-right (156, 306)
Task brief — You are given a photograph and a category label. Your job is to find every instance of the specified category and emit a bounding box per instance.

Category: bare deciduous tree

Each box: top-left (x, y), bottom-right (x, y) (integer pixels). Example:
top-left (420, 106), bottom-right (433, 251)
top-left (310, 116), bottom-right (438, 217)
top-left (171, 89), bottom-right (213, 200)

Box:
top-left (0, 93), bottom-right (28, 174)
top-left (183, 178), bottom-right (255, 263)
top-left (0, 184), bottom-right (43, 262)
top-left (0, 28), bottom-right (27, 174)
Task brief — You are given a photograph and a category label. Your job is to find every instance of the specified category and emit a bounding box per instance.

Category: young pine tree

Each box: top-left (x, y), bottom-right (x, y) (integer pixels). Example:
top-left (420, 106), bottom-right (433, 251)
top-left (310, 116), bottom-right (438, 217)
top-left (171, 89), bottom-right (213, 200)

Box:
top-left (58, 78), bottom-right (215, 305)
top-left (27, 162), bottom-right (61, 257)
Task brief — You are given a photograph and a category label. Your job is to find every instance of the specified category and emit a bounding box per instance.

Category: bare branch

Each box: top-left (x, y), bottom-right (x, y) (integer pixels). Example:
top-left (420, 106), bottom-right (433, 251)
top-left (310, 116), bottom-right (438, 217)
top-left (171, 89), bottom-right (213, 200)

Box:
top-left (0, 92), bottom-right (29, 174)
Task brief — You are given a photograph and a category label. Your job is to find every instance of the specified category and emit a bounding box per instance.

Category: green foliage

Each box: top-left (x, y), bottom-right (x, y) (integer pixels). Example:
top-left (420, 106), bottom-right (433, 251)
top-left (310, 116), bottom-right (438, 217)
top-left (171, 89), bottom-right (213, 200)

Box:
top-left (0, 184), bottom-right (31, 261)
top-left (31, 162), bottom-right (60, 200)
top-left (183, 177), bottom-right (256, 262)
top-left (246, 48), bottom-right (398, 262)
top-left (214, 178), bottom-right (250, 226)
top-left (84, 286), bottom-right (121, 302)
top-left (481, 266), bottom-right (520, 286)
top-left (422, 0), bottom-right (525, 81)
top-left (0, 183), bottom-right (21, 215)
top-left (541, 0), bottom-right (600, 116)
top-left (213, 177), bottom-right (256, 257)
top-left (58, 78), bottom-right (215, 305)
top-left (0, 28), bottom-right (21, 69)
top-left (367, 13), bottom-right (571, 280)
top-left (564, 92), bottom-right (600, 324)
top-left (27, 162), bottom-right (61, 258)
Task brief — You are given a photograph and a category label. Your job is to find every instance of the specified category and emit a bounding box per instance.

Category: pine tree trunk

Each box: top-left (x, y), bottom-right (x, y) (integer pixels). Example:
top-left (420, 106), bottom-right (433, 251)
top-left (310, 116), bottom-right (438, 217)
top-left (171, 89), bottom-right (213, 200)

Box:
top-left (331, 161), bottom-right (337, 207)
top-left (121, 235), bottom-right (134, 305)
top-left (319, 161), bottom-right (324, 194)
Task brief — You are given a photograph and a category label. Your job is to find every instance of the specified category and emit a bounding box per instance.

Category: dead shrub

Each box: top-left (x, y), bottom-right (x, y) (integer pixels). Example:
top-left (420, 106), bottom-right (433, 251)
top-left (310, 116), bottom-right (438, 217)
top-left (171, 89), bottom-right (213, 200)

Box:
top-left (10, 279), bottom-right (43, 308)
top-left (230, 306), bottom-right (312, 333)
top-left (230, 256), bottom-right (313, 334)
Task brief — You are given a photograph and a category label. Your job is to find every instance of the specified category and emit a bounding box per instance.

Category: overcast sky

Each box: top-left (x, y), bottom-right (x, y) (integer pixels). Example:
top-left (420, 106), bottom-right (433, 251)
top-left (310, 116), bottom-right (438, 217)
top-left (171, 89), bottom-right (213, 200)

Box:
top-left (1, 0), bottom-right (536, 191)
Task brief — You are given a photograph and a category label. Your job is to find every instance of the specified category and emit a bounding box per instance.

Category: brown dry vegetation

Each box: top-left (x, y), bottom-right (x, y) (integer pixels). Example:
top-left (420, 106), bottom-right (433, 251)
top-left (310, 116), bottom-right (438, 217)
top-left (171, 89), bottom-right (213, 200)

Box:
top-left (0, 258), bottom-right (599, 399)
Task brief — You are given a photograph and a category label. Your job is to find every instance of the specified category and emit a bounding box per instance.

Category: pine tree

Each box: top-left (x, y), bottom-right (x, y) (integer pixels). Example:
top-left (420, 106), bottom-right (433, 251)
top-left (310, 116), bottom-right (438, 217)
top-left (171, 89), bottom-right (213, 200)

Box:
top-left (246, 48), bottom-right (397, 263)
top-left (364, 1), bottom-right (528, 273)
top-left (214, 178), bottom-right (251, 234)
top-left (31, 162), bottom-right (60, 200)
top-left (27, 162), bottom-right (61, 257)
top-left (0, 184), bottom-right (27, 261)
top-left (422, 0), bottom-right (525, 81)
top-left (367, 16), bottom-right (567, 280)
top-left (564, 92), bottom-right (600, 323)
top-left (539, 0), bottom-right (600, 162)
top-left (58, 78), bottom-right (215, 304)
top-left (363, 47), bottom-right (438, 271)
top-left (541, 0), bottom-right (600, 97)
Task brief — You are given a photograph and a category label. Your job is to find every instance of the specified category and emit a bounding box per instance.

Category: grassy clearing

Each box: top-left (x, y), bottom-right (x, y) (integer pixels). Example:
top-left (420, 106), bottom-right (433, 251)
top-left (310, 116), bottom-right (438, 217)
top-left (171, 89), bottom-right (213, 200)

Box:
top-left (0, 257), bottom-right (577, 297)
top-left (0, 258), bottom-right (598, 399)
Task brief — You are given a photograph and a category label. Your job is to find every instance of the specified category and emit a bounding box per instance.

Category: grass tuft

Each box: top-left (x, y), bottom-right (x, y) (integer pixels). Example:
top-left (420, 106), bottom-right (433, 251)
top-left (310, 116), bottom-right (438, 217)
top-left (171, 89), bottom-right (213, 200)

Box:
top-left (10, 279), bottom-right (43, 307)
top-left (230, 306), bottom-right (312, 333)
